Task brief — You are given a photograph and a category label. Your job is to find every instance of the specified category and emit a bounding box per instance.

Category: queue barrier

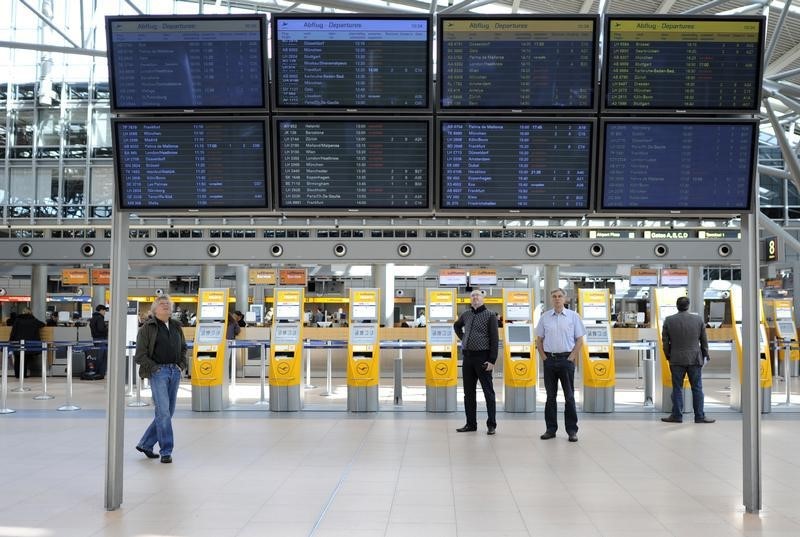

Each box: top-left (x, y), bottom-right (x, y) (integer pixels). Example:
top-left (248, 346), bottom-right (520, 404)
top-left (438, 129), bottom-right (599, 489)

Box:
top-left (772, 339), bottom-right (800, 407)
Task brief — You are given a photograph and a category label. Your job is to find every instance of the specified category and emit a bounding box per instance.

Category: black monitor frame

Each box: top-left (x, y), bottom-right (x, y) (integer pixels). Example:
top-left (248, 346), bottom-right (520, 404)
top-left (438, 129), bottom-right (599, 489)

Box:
top-left (270, 13), bottom-right (433, 113)
top-left (435, 117), bottom-right (596, 215)
top-left (112, 116), bottom-right (271, 212)
top-left (437, 14), bottom-right (598, 114)
top-left (597, 117), bottom-right (758, 216)
top-left (602, 15), bottom-right (765, 114)
top-left (106, 14), bottom-right (269, 114)
top-left (272, 116), bottom-right (434, 215)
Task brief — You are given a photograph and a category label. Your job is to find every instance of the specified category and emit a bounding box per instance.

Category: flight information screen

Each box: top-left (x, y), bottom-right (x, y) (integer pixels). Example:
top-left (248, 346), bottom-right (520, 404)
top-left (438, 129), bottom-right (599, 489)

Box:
top-left (114, 119), bottom-right (269, 210)
top-left (604, 16), bottom-right (763, 111)
top-left (601, 121), bottom-right (756, 211)
top-left (439, 120), bottom-right (593, 211)
top-left (439, 16), bottom-right (596, 110)
top-left (276, 119), bottom-right (430, 210)
top-left (106, 16), bottom-right (267, 111)
top-left (273, 16), bottom-right (430, 109)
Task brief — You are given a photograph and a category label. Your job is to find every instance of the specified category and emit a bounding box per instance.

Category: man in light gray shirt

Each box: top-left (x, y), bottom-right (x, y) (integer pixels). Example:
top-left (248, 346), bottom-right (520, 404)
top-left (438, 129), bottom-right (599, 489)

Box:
top-left (535, 288), bottom-right (585, 442)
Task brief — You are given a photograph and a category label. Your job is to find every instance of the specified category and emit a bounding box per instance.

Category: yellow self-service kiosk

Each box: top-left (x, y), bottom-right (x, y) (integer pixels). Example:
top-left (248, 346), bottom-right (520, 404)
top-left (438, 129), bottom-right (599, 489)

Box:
top-left (191, 288), bottom-right (231, 411)
top-left (425, 288), bottom-right (458, 412)
top-left (766, 298), bottom-right (799, 377)
top-left (729, 287), bottom-right (772, 412)
top-left (502, 289), bottom-right (536, 412)
top-left (653, 287), bottom-right (690, 413)
top-left (577, 289), bottom-right (615, 412)
top-left (347, 288), bottom-right (380, 412)
top-left (270, 287), bottom-right (304, 411)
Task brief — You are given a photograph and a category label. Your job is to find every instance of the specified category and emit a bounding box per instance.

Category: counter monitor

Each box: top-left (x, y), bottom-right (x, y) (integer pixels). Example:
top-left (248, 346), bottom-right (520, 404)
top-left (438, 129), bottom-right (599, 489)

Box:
top-left (604, 16), bottom-right (764, 112)
top-left (439, 119), bottom-right (593, 211)
top-left (272, 15), bottom-right (431, 110)
top-left (506, 325), bottom-right (532, 345)
top-left (106, 15), bottom-right (267, 111)
top-left (113, 118), bottom-right (269, 210)
top-left (438, 16), bottom-right (597, 111)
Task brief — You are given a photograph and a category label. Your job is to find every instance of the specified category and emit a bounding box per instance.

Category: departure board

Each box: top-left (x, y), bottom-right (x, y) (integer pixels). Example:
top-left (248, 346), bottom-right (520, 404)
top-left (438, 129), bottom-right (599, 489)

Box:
top-left (439, 120), bottom-right (593, 211)
top-left (272, 15), bottom-right (431, 109)
top-left (114, 119), bottom-right (269, 210)
top-left (276, 119), bottom-right (430, 210)
top-left (106, 15), bottom-right (267, 111)
top-left (439, 16), bottom-right (596, 110)
top-left (601, 121), bottom-right (756, 211)
top-left (604, 16), bottom-right (764, 111)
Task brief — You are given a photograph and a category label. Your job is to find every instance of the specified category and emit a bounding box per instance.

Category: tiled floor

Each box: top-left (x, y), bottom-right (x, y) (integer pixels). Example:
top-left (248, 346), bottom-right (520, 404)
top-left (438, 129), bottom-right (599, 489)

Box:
top-left (1, 376), bottom-right (800, 537)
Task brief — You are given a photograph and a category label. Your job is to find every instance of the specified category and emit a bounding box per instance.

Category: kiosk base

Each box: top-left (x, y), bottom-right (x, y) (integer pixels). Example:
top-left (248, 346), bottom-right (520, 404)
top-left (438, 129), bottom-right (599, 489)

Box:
top-left (348, 385), bottom-right (378, 412)
top-left (426, 386), bottom-right (456, 412)
top-left (270, 385), bottom-right (302, 411)
top-left (504, 386), bottom-right (535, 413)
top-left (761, 387), bottom-right (772, 414)
top-left (191, 384), bottom-right (229, 412)
top-left (583, 386), bottom-right (614, 413)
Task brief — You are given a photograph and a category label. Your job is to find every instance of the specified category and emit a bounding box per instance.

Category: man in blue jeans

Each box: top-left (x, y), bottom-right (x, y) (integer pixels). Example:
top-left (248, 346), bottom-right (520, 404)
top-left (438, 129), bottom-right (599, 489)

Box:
top-left (661, 296), bottom-right (715, 424)
top-left (134, 295), bottom-right (188, 463)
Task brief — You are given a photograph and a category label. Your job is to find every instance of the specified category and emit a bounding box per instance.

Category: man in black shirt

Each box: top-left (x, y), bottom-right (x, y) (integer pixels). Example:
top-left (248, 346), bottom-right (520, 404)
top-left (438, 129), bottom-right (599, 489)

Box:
top-left (453, 290), bottom-right (499, 435)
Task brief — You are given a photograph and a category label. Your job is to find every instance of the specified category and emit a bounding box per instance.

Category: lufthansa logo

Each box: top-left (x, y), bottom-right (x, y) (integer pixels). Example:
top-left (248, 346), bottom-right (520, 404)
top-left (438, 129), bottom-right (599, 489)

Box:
top-left (277, 362), bottom-right (290, 375)
top-left (514, 363), bottom-right (528, 376)
top-left (435, 363), bottom-right (449, 376)
top-left (199, 362), bottom-right (213, 376)
top-left (356, 362), bottom-right (370, 375)
top-left (593, 362), bottom-right (608, 377)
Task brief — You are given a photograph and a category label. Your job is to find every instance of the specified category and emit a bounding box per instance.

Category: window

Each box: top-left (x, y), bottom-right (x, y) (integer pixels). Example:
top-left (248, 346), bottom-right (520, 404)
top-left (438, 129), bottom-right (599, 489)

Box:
top-left (89, 167), bottom-right (113, 206)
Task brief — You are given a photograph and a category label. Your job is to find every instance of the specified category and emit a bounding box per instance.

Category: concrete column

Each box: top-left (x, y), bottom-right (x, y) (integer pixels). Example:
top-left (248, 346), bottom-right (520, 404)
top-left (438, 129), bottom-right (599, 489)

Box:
top-left (688, 266), bottom-right (703, 314)
top-left (92, 285), bottom-right (108, 309)
top-left (522, 265), bottom-right (542, 308)
top-left (31, 264), bottom-right (47, 321)
top-left (200, 265), bottom-right (215, 289)
top-left (793, 263), bottom-right (800, 317)
top-left (236, 265), bottom-right (249, 315)
top-left (374, 263), bottom-right (395, 327)
top-left (543, 265), bottom-right (559, 297)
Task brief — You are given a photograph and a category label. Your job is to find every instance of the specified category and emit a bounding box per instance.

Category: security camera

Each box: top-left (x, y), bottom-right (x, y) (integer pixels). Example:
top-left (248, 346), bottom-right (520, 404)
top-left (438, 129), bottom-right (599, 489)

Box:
top-left (461, 243), bottom-right (475, 257)
top-left (81, 243), bottom-right (95, 257)
top-left (397, 243), bottom-right (411, 257)
top-left (525, 243), bottom-right (539, 257)
top-left (333, 243), bottom-right (347, 257)
top-left (155, 288), bottom-right (164, 296)
top-left (19, 243), bottom-right (33, 257)
top-left (718, 243), bottom-right (732, 257)
top-left (144, 243), bottom-right (158, 257)
top-left (207, 243), bottom-right (221, 257)
top-left (654, 244), bottom-right (668, 257)
top-left (270, 244), bottom-right (283, 257)
top-left (589, 243), bottom-right (604, 257)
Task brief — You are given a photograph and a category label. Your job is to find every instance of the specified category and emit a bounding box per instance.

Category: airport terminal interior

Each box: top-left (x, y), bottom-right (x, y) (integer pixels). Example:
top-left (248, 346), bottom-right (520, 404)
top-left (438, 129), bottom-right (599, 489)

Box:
top-left (3, 0), bottom-right (800, 535)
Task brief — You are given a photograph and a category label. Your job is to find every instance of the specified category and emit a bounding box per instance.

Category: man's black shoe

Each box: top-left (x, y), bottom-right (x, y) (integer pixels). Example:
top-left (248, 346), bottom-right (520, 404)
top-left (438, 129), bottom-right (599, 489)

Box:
top-left (487, 426), bottom-right (496, 435)
top-left (136, 446), bottom-right (158, 459)
top-left (568, 434), bottom-right (578, 442)
top-left (160, 455), bottom-right (172, 464)
top-left (661, 416), bottom-right (683, 423)
top-left (540, 431), bottom-right (556, 440)
top-left (456, 425), bottom-right (477, 432)
top-left (695, 417), bottom-right (716, 423)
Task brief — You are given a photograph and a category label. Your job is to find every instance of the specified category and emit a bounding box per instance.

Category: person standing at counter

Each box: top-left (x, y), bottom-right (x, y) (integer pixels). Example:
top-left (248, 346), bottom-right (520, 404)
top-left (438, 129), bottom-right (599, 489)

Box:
top-left (10, 308), bottom-right (45, 378)
top-left (89, 304), bottom-right (109, 379)
top-left (134, 295), bottom-right (188, 464)
top-left (535, 288), bottom-right (585, 442)
top-left (660, 296), bottom-right (715, 424)
top-left (453, 290), bottom-right (499, 435)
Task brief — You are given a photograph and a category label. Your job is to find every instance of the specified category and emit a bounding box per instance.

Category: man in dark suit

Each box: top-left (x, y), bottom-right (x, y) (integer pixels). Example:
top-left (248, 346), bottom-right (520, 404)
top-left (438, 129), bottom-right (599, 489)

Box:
top-left (661, 296), bottom-right (715, 424)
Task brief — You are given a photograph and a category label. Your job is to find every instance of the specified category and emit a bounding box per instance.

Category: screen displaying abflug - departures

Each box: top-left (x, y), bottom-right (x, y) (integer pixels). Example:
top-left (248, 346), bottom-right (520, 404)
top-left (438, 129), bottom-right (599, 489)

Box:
top-left (272, 15), bottom-right (431, 110)
top-left (106, 15), bottom-right (267, 111)
top-left (601, 120), bottom-right (756, 212)
top-left (114, 119), bottom-right (269, 210)
top-left (438, 16), bottom-right (597, 111)
top-left (439, 120), bottom-right (593, 211)
top-left (276, 119), bottom-right (430, 211)
top-left (604, 16), bottom-right (764, 112)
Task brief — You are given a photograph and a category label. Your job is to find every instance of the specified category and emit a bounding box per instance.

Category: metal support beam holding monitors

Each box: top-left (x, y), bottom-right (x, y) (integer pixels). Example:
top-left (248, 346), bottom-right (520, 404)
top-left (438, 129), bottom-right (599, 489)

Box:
top-left (578, 289), bottom-right (615, 413)
top-left (347, 289), bottom-right (380, 412)
top-left (269, 287), bottom-right (305, 411)
top-left (425, 289), bottom-right (458, 412)
top-left (502, 289), bottom-right (536, 413)
top-left (191, 288), bottom-right (231, 411)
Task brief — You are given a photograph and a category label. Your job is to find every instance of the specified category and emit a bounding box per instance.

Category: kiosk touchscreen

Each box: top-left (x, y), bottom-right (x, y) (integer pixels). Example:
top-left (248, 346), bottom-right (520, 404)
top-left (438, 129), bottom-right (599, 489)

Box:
top-left (425, 289), bottom-right (458, 412)
top-left (269, 287), bottom-right (304, 411)
top-left (347, 289), bottom-right (380, 412)
top-left (578, 289), bottom-right (615, 413)
top-left (191, 288), bottom-right (231, 411)
top-left (502, 289), bottom-right (536, 412)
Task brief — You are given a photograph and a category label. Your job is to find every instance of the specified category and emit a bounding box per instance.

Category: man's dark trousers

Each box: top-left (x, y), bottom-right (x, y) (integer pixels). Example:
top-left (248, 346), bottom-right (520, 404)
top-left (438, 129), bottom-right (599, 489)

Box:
top-left (462, 349), bottom-right (496, 429)
top-left (543, 357), bottom-right (578, 434)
